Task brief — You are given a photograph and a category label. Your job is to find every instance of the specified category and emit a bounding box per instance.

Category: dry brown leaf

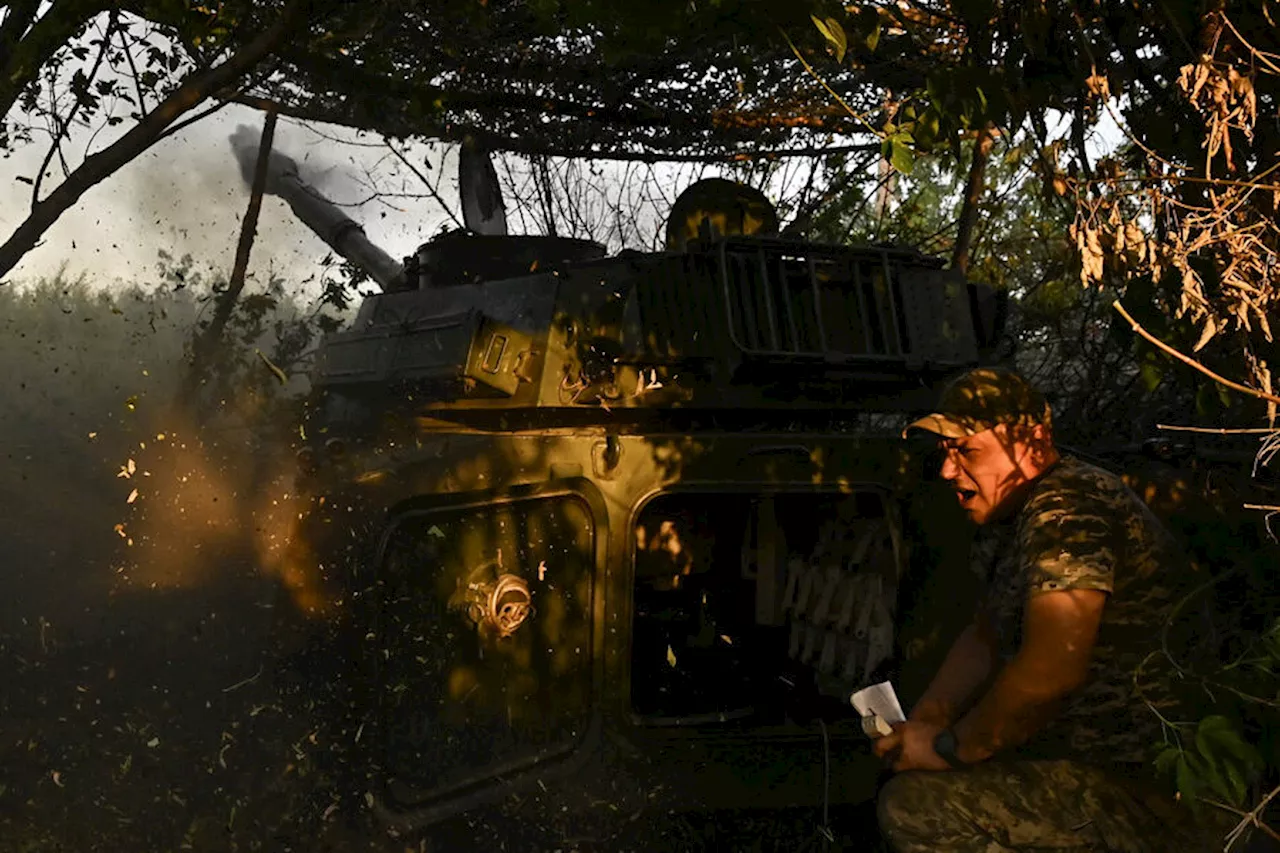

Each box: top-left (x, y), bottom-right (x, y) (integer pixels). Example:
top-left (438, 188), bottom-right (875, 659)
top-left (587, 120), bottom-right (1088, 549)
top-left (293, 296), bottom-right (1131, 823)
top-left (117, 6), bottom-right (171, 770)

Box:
top-left (1083, 226), bottom-right (1105, 284)
top-left (1258, 311), bottom-right (1273, 343)
top-left (1085, 69), bottom-right (1110, 99)
top-left (1179, 61), bottom-right (1212, 103)
top-left (1192, 316), bottom-right (1218, 352)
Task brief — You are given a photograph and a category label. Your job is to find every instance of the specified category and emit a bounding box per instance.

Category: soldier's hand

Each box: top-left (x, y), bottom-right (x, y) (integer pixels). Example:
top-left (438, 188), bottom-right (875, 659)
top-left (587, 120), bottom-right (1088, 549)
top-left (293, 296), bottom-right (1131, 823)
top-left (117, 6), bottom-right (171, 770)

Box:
top-left (872, 726), bottom-right (903, 762)
top-left (883, 721), bottom-right (953, 773)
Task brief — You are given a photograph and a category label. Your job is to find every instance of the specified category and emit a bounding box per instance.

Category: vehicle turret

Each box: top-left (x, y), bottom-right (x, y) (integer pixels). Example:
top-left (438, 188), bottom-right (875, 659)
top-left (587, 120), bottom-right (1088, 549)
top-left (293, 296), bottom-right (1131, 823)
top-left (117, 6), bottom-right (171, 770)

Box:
top-left (229, 128), bottom-right (1004, 422)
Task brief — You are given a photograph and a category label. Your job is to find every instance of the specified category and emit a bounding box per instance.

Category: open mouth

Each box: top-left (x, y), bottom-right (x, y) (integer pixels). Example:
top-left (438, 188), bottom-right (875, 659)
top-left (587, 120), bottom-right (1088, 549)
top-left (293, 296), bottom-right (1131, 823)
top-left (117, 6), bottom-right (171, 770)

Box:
top-left (956, 488), bottom-right (978, 505)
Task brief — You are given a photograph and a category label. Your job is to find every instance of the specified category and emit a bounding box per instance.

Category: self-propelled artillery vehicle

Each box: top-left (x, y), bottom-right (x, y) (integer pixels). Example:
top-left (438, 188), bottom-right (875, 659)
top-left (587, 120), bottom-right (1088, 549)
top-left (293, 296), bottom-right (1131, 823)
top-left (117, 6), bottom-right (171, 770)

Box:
top-left (232, 129), bottom-right (1005, 843)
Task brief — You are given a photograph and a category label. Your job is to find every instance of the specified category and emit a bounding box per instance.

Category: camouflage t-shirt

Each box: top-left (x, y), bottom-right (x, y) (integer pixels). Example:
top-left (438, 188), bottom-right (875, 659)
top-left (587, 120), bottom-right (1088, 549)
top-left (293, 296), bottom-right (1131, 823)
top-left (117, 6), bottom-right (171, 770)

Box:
top-left (969, 455), bottom-right (1183, 769)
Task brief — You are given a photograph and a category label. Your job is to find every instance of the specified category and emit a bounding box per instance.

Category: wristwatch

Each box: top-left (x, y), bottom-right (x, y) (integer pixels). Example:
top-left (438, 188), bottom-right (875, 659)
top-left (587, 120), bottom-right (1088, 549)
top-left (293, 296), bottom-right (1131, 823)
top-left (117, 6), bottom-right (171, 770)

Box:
top-left (932, 728), bottom-right (968, 769)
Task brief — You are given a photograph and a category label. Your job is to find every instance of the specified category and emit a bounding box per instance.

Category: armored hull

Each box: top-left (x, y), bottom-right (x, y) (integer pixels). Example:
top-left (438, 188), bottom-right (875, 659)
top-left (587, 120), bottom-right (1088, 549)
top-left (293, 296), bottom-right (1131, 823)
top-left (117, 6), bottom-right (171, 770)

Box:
top-left (274, 231), bottom-right (995, 835)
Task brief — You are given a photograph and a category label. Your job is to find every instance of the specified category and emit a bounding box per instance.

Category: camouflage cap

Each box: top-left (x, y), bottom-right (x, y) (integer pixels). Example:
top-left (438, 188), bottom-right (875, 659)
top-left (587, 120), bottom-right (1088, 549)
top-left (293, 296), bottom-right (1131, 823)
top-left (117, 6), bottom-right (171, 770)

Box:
top-left (903, 367), bottom-right (1052, 439)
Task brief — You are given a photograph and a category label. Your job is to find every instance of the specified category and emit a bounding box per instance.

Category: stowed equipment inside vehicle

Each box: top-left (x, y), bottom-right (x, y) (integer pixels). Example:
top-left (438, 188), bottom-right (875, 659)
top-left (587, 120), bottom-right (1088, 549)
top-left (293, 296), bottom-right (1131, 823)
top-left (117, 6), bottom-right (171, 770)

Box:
top-left (630, 489), bottom-right (901, 723)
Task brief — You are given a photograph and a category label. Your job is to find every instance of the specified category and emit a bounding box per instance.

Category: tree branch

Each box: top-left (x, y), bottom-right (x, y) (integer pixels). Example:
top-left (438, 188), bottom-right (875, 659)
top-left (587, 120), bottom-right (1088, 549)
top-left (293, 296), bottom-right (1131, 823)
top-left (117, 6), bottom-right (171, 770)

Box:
top-left (1157, 424), bottom-right (1277, 434)
top-left (780, 151), bottom-right (878, 238)
top-left (383, 139), bottom-right (462, 229)
top-left (1224, 783), bottom-right (1280, 849)
top-left (31, 11), bottom-right (117, 208)
top-left (0, 0), bottom-right (42, 73)
top-left (1111, 301), bottom-right (1280, 406)
top-left (230, 93), bottom-right (880, 162)
top-left (273, 41), bottom-right (861, 146)
top-left (115, 20), bottom-right (148, 116)
top-left (0, 1), bottom-right (305, 281)
top-left (951, 127), bottom-right (995, 274)
top-left (0, 0), bottom-right (109, 122)
top-left (781, 30), bottom-right (883, 138)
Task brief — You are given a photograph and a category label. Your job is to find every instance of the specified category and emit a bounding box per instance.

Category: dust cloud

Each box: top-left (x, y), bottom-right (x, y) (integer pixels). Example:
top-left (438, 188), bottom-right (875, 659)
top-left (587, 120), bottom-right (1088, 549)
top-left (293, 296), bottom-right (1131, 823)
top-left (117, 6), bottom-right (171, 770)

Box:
top-left (0, 109), bottom-right (454, 848)
top-left (0, 107), bottom-right (453, 653)
top-left (1, 104), bottom-right (450, 290)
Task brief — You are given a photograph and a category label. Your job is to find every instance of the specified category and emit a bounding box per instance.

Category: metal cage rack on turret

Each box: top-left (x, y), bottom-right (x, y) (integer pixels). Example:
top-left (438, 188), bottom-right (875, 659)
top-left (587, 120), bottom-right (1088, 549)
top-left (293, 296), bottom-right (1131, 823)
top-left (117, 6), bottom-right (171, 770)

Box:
top-left (307, 234), bottom-right (995, 412)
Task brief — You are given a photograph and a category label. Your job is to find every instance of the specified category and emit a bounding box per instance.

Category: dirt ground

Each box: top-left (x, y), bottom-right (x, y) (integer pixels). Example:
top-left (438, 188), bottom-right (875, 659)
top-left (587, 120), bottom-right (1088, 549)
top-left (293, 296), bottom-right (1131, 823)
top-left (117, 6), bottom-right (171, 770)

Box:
top-left (3, 445), bottom-right (1261, 852)
top-left (0, 549), bottom-right (885, 853)
top-left (0, 567), bottom-right (341, 851)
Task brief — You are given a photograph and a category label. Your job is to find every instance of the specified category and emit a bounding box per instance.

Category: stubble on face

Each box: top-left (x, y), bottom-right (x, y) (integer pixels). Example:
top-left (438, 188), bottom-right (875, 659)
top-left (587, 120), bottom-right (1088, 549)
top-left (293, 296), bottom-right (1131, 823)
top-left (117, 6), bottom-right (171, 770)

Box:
top-left (939, 425), bottom-right (1051, 525)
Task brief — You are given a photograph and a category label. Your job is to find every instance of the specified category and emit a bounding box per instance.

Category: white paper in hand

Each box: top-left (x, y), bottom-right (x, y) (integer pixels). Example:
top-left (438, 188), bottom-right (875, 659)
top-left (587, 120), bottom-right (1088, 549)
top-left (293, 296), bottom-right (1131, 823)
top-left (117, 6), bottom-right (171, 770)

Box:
top-left (849, 680), bottom-right (906, 725)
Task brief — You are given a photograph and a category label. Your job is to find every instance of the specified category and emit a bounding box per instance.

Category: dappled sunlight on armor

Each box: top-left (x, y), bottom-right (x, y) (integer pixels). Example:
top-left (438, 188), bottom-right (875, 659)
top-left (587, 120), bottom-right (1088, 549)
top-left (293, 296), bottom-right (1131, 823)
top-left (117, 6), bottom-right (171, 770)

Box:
top-left (376, 498), bottom-right (594, 803)
top-left (237, 138), bottom-right (1022, 836)
top-left (663, 178), bottom-right (780, 252)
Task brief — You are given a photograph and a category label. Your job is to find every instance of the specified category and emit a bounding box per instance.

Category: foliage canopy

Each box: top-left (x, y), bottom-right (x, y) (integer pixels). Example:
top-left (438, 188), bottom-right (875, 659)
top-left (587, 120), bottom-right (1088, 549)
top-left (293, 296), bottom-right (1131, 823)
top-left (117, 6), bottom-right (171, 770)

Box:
top-left (811, 0), bottom-right (1279, 412)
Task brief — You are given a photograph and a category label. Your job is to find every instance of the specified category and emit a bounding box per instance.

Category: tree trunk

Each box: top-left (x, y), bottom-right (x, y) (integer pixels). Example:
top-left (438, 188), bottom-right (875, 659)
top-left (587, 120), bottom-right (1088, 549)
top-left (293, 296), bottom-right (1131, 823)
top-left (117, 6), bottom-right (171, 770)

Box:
top-left (950, 127), bottom-right (995, 276)
top-left (0, 0), bottom-right (45, 74)
top-left (183, 110), bottom-right (278, 405)
top-left (875, 92), bottom-right (899, 223)
top-left (952, 127), bottom-right (998, 351)
top-left (0, 1), bottom-right (301, 281)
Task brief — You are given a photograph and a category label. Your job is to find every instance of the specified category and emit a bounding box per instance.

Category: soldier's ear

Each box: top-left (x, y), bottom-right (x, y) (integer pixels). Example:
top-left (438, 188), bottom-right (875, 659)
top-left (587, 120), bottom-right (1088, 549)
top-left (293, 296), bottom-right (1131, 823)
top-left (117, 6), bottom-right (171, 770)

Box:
top-left (1023, 423), bottom-right (1058, 471)
top-left (1005, 421), bottom-right (1043, 445)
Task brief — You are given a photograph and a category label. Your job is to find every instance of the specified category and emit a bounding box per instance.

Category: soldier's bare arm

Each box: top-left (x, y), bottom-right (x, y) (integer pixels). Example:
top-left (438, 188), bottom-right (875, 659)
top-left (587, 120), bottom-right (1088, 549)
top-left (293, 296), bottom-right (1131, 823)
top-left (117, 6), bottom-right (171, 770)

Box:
top-left (872, 612), bottom-right (997, 767)
top-left (908, 611), bottom-right (999, 728)
top-left (950, 588), bottom-right (1106, 763)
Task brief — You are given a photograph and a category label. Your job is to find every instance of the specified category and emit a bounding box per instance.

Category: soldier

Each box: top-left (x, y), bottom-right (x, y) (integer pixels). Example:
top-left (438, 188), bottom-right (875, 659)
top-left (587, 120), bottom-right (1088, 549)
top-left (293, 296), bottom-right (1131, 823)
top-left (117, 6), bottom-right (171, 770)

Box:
top-left (874, 367), bottom-right (1229, 852)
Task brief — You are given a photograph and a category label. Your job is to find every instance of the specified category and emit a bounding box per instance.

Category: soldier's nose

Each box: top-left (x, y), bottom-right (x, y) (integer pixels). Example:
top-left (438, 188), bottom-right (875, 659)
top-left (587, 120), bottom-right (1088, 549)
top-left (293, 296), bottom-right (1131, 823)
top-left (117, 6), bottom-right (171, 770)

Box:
top-left (940, 453), bottom-right (960, 480)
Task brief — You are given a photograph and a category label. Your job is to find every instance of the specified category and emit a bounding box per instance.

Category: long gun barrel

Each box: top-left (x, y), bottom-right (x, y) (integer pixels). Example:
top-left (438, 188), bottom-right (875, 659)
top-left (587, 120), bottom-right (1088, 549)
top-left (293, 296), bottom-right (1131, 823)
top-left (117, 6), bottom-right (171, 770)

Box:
top-left (228, 125), bottom-right (406, 292)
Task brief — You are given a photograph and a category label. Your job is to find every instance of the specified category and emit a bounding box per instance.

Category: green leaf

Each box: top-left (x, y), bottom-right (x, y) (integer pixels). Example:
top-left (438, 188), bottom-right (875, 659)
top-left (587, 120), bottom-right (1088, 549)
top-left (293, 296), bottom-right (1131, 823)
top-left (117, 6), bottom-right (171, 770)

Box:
top-left (1196, 716), bottom-right (1263, 772)
top-left (810, 14), bottom-right (834, 42)
top-left (1223, 760), bottom-right (1248, 807)
top-left (1196, 715), bottom-right (1232, 762)
top-left (1139, 361), bottom-right (1162, 392)
top-left (883, 137), bottom-right (915, 174)
top-left (925, 73), bottom-right (945, 105)
top-left (1154, 746), bottom-right (1181, 777)
top-left (915, 107), bottom-right (942, 149)
top-left (1194, 382), bottom-right (1216, 417)
top-left (1175, 756), bottom-right (1201, 814)
top-left (810, 15), bottom-right (847, 63)
top-left (1200, 757), bottom-right (1230, 806)
top-left (1262, 619), bottom-right (1280, 660)
top-left (864, 21), bottom-right (881, 52)
top-left (827, 17), bottom-right (848, 62)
